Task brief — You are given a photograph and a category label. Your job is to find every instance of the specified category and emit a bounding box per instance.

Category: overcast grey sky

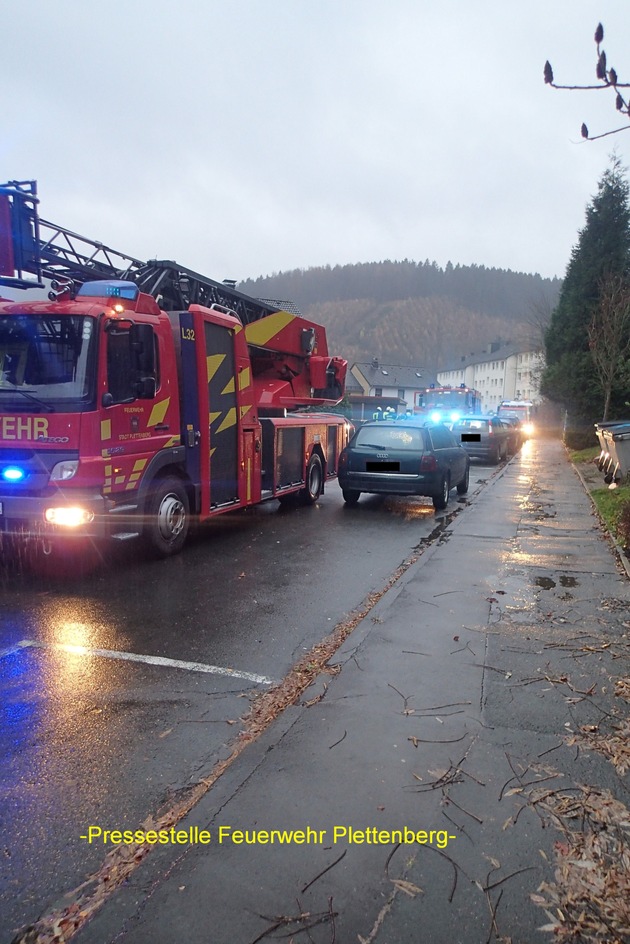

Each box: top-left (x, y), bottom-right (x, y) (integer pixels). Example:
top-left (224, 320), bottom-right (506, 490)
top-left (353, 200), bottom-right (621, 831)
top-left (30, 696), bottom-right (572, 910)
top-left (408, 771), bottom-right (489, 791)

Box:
top-left (3, 1), bottom-right (630, 285)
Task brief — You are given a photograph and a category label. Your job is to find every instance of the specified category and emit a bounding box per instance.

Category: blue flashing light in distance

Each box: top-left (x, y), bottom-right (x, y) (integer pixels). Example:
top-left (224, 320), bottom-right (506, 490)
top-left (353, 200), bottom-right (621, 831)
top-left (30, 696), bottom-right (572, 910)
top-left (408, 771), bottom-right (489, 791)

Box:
top-left (450, 411), bottom-right (461, 422)
top-left (430, 411), bottom-right (441, 423)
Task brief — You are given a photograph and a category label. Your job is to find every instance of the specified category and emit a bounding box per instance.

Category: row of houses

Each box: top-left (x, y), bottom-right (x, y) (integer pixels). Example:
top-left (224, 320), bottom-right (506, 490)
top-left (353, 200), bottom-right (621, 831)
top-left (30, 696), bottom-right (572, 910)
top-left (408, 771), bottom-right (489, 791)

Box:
top-left (345, 340), bottom-right (543, 422)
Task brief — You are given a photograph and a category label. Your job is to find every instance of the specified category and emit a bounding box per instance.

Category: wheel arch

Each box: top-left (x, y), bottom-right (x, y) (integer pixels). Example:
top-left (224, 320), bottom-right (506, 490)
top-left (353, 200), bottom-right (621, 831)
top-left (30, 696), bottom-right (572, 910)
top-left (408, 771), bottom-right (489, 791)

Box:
top-left (135, 449), bottom-right (196, 516)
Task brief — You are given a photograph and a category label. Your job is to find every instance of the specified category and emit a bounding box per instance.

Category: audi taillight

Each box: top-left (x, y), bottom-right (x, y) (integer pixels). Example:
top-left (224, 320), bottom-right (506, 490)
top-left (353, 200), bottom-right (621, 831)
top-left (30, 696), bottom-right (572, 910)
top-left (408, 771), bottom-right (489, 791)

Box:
top-left (420, 455), bottom-right (437, 472)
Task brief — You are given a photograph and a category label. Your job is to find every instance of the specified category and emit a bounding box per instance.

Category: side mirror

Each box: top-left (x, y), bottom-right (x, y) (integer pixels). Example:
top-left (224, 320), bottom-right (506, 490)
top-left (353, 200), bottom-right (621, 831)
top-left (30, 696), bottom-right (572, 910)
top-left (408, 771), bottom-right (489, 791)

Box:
top-left (130, 323), bottom-right (156, 374)
top-left (130, 324), bottom-right (157, 399)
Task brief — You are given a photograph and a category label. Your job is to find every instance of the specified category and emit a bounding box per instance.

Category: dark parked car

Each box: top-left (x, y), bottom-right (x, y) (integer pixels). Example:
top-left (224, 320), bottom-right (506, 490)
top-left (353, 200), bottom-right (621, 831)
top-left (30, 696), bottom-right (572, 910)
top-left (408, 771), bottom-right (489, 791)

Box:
top-left (337, 420), bottom-right (470, 509)
top-left (498, 415), bottom-right (524, 455)
top-left (450, 415), bottom-right (511, 464)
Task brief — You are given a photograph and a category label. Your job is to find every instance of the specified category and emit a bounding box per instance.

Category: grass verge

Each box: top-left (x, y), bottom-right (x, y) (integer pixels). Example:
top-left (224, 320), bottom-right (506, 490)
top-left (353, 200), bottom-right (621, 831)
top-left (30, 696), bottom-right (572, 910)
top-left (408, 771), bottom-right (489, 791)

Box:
top-left (569, 445), bottom-right (600, 464)
top-left (590, 483), bottom-right (630, 545)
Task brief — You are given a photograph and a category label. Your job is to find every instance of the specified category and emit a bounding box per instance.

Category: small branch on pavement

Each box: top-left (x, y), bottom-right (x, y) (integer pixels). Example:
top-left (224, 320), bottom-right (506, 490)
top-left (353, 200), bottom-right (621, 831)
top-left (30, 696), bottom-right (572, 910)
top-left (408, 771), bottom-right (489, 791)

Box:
top-left (300, 852), bottom-right (347, 893)
top-left (442, 795), bottom-right (484, 824)
top-left (328, 730), bottom-right (347, 750)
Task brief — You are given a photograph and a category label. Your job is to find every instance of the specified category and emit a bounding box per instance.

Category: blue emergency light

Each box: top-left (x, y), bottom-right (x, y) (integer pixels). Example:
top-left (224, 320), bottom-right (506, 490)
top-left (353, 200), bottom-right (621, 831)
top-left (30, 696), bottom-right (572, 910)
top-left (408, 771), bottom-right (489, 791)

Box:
top-left (77, 280), bottom-right (139, 300)
top-left (1, 466), bottom-right (26, 482)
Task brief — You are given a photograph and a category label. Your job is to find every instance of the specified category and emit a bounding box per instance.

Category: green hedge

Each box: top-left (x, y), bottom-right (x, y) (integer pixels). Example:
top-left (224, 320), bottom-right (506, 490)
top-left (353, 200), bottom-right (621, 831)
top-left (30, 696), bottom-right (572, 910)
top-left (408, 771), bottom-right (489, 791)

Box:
top-left (563, 428), bottom-right (599, 451)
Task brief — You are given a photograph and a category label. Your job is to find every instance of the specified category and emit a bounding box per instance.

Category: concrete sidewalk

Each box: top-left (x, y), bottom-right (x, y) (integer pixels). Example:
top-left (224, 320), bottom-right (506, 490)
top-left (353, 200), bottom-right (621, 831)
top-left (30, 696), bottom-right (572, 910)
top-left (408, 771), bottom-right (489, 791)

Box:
top-left (75, 438), bottom-right (630, 944)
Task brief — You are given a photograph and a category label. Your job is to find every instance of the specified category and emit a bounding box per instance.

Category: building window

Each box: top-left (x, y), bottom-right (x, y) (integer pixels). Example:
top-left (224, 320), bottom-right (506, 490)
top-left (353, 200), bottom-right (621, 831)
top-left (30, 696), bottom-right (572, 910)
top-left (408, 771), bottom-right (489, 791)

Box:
top-left (374, 387), bottom-right (382, 396)
top-left (398, 389), bottom-right (405, 399)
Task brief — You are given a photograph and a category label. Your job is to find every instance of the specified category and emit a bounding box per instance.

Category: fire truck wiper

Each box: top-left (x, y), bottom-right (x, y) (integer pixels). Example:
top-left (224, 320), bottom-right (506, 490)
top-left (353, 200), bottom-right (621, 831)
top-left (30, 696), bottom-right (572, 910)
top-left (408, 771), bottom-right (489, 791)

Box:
top-left (0, 388), bottom-right (56, 412)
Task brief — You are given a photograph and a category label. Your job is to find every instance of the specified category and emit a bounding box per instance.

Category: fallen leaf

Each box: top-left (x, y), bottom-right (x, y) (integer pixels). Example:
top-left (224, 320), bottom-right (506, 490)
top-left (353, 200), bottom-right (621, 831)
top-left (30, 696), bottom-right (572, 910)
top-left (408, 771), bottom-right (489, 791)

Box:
top-left (391, 878), bottom-right (424, 897)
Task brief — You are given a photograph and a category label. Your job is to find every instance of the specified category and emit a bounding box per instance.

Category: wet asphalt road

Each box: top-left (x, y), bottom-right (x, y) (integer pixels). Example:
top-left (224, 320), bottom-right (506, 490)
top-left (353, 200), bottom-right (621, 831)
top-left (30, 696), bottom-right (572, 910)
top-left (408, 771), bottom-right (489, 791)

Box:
top-left (0, 468), bottom-right (495, 938)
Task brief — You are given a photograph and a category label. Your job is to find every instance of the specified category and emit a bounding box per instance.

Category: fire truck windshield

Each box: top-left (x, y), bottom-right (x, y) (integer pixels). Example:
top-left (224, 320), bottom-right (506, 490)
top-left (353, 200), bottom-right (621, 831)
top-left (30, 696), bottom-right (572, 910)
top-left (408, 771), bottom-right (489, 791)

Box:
top-left (423, 390), bottom-right (469, 410)
top-left (0, 314), bottom-right (96, 409)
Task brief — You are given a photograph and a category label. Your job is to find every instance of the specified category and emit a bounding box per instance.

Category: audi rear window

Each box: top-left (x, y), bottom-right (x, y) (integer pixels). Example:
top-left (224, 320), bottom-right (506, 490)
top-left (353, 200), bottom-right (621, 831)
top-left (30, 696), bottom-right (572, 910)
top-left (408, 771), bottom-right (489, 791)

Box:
top-left (453, 419), bottom-right (489, 430)
top-left (354, 426), bottom-right (425, 451)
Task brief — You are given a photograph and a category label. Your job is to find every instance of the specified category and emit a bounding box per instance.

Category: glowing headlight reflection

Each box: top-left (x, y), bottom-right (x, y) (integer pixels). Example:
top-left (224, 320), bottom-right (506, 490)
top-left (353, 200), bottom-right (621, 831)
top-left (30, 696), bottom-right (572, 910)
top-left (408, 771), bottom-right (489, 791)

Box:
top-left (44, 506), bottom-right (94, 528)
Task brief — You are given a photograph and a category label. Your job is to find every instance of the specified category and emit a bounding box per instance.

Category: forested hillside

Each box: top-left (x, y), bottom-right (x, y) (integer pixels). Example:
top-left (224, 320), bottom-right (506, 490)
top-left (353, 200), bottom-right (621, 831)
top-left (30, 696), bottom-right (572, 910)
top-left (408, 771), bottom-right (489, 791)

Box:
top-left (239, 260), bottom-right (561, 368)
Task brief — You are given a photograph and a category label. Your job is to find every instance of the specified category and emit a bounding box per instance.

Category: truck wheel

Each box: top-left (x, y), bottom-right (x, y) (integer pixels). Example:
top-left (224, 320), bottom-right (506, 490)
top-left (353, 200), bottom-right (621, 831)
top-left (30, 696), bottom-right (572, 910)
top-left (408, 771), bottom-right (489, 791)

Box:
top-left (144, 477), bottom-right (190, 557)
top-left (342, 489), bottom-right (361, 505)
top-left (433, 475), bottom-right (450, 510)
top-left (301, 454), bottom-right (323, 504)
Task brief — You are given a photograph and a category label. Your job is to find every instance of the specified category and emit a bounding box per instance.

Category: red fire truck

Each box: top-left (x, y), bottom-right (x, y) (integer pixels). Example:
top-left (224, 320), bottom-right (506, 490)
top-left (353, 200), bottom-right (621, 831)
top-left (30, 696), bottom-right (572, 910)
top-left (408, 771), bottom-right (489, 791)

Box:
top-left (0, 181), bottom-right (350, 557)
top-left (414, 384), bottom-right (482, 423)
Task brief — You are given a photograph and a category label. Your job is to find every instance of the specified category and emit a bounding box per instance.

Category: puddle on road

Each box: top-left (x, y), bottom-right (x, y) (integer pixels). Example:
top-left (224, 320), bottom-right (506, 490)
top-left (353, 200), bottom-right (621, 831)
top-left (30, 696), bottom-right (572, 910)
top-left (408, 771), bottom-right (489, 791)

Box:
top-left (535, 576), bottom-right (556, 590)
top-left (534, 575), bottom-right (580, 590)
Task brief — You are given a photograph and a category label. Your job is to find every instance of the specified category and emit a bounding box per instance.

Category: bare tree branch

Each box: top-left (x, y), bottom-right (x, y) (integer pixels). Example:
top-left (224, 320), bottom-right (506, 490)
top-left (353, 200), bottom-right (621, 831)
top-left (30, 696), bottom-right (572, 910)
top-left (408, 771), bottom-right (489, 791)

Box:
top-left (545, 23), bottom-right (630, 140)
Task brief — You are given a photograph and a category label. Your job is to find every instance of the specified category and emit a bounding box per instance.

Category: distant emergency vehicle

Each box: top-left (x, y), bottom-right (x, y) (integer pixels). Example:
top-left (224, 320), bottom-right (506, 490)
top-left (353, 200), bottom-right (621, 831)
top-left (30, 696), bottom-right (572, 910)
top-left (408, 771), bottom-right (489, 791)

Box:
top-left (497, 400), bottom-right (535, 435)
top-left (414, 385), bottom-right (482, 423)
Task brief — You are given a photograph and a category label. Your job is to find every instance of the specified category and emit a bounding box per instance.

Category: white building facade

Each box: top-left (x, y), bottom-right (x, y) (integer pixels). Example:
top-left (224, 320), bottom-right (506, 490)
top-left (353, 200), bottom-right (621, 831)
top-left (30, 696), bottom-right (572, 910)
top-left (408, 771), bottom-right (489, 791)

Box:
top-left (437, 344), bottom-right (544, 413)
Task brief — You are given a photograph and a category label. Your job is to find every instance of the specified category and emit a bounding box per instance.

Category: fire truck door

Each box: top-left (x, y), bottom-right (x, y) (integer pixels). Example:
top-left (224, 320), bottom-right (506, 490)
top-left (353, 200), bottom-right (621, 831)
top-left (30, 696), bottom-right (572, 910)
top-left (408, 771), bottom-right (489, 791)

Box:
top-left (199, 315), bottom-right (239, 509)
top-left (177, 311), bottom-right (202, 491)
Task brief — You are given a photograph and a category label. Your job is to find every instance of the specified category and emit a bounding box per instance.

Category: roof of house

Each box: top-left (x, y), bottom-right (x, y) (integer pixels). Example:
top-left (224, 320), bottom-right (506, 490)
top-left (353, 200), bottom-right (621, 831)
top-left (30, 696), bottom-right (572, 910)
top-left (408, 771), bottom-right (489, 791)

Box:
top-left (351, 361), bottom-right (436, 388)
top-left (344, 372), bottom-right (364, 393)
top-left (438, 340), bottom-right (543, 372)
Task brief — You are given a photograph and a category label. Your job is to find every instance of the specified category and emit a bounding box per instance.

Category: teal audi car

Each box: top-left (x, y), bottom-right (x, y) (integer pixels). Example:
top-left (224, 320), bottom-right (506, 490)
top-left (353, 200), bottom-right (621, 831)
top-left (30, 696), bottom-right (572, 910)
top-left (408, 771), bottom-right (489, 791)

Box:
top-left (338, 420), bottom-right (469, 509)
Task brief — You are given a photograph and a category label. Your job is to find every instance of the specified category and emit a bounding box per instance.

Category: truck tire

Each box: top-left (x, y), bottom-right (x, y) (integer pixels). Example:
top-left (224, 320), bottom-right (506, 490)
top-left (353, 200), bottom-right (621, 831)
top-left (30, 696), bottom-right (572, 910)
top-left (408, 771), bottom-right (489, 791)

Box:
top-left (301, 454), bottom-right (324, 504)
top-left (144, 476), bottom-right (190, 557)
top-left (432, 474), bottom-right (450, 510)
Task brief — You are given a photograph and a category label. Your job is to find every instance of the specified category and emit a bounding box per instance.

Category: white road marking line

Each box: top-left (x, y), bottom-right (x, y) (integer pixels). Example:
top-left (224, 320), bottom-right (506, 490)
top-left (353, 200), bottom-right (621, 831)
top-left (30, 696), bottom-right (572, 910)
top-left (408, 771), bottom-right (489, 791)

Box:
top-left (0, 639), bottom-right (275, 686)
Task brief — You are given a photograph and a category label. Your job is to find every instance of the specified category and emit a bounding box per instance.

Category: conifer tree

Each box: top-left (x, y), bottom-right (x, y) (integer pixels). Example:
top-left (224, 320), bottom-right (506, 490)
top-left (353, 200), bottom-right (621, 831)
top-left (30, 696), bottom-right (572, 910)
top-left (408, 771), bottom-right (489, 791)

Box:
top-left (541, 154), bottom-right (630, 423)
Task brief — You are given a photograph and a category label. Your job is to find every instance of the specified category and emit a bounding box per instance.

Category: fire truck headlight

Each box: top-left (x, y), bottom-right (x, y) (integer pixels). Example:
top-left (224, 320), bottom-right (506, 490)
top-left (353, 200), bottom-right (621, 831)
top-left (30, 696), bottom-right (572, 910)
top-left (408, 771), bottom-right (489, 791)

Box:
top-left (523, 422), bottom-right (535, 436)
top-left (50, 460), bottom-right (79, 482)
top-left (44, 506), bottom-right (94, 528)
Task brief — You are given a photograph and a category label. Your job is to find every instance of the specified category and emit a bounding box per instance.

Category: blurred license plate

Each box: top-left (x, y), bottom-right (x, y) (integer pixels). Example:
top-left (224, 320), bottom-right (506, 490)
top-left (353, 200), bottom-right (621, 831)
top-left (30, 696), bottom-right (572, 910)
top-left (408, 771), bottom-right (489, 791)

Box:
top-left (366, 462), bottom-right (399, 472)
